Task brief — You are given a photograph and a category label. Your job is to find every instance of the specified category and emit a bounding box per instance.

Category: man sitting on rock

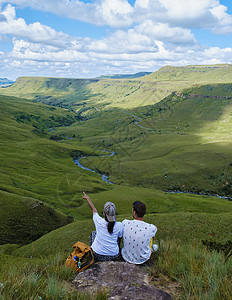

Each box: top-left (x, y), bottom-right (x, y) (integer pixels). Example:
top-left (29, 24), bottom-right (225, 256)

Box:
top-left (121, 201), bottom-right (158, 264)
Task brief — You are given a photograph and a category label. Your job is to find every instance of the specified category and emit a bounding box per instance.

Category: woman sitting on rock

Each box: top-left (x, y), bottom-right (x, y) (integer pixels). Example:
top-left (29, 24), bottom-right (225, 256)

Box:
top-left (83, 192), bottom-right (123, 261)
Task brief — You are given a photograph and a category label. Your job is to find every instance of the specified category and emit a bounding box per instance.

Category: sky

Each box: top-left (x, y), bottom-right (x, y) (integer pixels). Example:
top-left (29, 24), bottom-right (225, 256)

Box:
top-left (0, 0), bottom-right (232, 80)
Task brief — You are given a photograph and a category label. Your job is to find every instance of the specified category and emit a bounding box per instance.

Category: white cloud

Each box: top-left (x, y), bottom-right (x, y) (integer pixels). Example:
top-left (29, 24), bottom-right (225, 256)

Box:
top-left (0, 5), bottom-right (72, 47)
top-left (2, 0), bottom-right (134, 27)
top-left (0, 1), bottom-right (232, 80)
top-left (133, 0), bottom-right (232, 33)
top-left (210, 4), bottom-right (232, 34)
top-left (159, 0), bottom-right (213, 20)
top-left (11, 38), bottom-right (90, 62)
top-left (7, 34), bottom-right (232, 77)
top-left (132, 21), bottom-right (197, 45)
top-left (3, 0), bottom-right (231, 31)
top-left (98, 0), bottom-right (133, 27)
top-left (204, 46), bottom-right (232, 59)
top-left (87, 30), bottom-right (157, 54)
top-left (2, 43), bottom-right (232, 81)
top-left (134, 0), bottom-right (150, 9)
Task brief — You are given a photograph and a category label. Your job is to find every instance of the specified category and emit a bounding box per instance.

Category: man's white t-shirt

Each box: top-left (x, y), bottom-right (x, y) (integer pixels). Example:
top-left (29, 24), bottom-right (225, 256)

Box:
top-left (121, 219), bottom-right (157, 264)
top-left (91, 213), bottom-right (123, 256)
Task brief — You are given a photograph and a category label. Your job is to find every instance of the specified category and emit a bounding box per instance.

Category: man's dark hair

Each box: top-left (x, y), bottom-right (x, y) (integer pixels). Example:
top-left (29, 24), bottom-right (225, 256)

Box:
top-left (133, 201), bottom-right (146, 218)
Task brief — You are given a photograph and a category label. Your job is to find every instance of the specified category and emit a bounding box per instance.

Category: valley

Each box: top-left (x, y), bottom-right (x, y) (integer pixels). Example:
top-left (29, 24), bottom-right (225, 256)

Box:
top-left (1, 64), bottom-right (232, 240)
top-left (0, 64), bottom-right (232, 299)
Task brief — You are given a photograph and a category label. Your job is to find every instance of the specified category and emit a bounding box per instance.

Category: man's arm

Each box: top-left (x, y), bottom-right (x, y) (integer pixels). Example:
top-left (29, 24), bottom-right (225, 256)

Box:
top-left (83, 192), bottom-right (97, 214)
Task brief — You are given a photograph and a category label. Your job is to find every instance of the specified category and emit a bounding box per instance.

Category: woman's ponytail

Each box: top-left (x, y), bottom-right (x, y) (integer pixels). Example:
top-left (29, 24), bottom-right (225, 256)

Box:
top-left (107, 221), bottom-right (115, 234)
top-left (105, 214), bottom-right (115, 234)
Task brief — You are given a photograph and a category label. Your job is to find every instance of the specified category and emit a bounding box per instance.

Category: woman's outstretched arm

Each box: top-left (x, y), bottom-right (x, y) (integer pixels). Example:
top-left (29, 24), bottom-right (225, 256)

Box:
top-left (83, 192), bottom-right (97, 214)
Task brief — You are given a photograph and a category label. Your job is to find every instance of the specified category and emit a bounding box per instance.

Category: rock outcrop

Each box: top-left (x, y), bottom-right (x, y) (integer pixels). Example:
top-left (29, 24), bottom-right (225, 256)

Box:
top-left (72, 261), bottom-right (173, 300)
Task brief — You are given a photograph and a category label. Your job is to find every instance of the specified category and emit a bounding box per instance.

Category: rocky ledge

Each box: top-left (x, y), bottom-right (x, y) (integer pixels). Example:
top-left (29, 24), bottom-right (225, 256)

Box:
top-left (72, 261), bottom-right (173, 300)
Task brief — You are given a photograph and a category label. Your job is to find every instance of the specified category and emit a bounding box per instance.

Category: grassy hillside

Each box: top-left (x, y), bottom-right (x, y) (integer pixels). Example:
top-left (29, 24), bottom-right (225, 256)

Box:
top-left (145, 64), bottom-right (232, 82)
top-left (0, 77), bottom-right (99, 109)
top-left (0, 65), bottom-right (232, 299)
top-left (0, 190), bottom-right (71, 245)
top-left (65, 82), bottom-right (232, 197)
top-left (1, 65), bottom-right (232, 235)
top-left (11, 209), bottom-right (232, 259)
top-left (0, 94), bottom-right (114, 245)
top-left (2, 64), bottom-right (232, 111)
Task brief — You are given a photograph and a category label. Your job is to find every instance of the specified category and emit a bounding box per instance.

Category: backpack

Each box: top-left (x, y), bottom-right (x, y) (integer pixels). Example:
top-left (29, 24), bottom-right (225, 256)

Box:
top-left (65, 241), bottom-right (94, 272)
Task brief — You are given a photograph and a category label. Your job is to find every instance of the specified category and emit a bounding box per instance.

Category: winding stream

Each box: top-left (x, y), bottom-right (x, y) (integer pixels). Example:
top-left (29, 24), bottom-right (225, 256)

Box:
top-left (72, 110), bottom-right (147, 184)
top-left (165, 190), bottom-right (232, 201)
top-left (123, 111), bottom-right (155, 131)
top-left (72, 113), bottom-right (232, 201)
top-left (73, 152), bottom-right (232, 200)
top-left (73, 150), bottom-right (115, 184)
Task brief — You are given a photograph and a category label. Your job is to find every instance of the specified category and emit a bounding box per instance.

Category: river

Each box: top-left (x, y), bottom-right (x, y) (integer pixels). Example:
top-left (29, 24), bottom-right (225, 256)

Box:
top-left (73, 150), bottom-right (115, 184)
top-left (165, 190), bottom-right (232, 201)
top-left (73, 113), bottom-right (232, 200)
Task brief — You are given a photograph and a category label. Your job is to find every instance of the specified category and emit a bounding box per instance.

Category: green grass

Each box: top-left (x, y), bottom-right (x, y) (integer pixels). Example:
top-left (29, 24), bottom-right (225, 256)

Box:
top-left (0, 95), bottom-right (113, 244)
top-left (11, 208), bottom-right (232, 259)
top-left (0, 77), bottom-right (99, 110)
top-left (149, 240), bottom-right (232, 299)
top-left (0, 190), bottom-right (72, 245)
top-left (2, 64), bottom-right (232, 111)
top-left (1, 65), bottom-right (232, 298)
top-left (145, 64), bottom-right (232, 83)
top-left (0, 240), bottom-right (231, 299)
top-left (0, 95), bottom-right (111, 217)
top-left (0, 252), bottom-right (108, 300)
top-left (0, 212), bottom-right (231, 299)
top-left (68, 85), bottom-right (232, 196)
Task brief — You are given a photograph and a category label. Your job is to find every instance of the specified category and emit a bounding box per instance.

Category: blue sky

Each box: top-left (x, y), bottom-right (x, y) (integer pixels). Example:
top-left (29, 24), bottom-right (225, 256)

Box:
top-left (0, 0), bottom-right (232, 80)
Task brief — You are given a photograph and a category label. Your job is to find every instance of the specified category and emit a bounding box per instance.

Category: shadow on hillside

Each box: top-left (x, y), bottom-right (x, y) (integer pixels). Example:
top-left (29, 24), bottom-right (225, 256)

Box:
top-left (84, 85), bottom-right (232, 197)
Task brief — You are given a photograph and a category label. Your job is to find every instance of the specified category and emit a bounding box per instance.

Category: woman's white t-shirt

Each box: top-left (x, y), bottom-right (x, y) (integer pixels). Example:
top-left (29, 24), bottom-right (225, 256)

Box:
top-left (91, 213), bottom-right (123, 256)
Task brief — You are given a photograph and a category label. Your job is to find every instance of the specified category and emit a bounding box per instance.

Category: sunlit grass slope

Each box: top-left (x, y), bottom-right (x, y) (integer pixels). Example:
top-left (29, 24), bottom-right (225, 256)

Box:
top-left (71, 83), bottom-right (232, 197)
top-left (2, 64), bottom-right (232, 112)
top-left (144, 64), bottom-right (232, 82)
top-left (0, 95), bottom-right (117, 245)
top-left (12, 209), bottom-right (232, 259)
top-left (1, 91), bottom-right (232, 247)
top-left (5, 72), bottom-right (230, 196)
top-left (0, 77), bottom-right (99, 109)
top-left (86, 64), bottom-right (232, 109)
top-left (2, 65), bottom-right (232, 222)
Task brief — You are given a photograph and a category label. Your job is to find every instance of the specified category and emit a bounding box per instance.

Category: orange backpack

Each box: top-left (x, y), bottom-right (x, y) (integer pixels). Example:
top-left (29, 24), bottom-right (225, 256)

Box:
top-left (65, 241), bottom-right (94, 272)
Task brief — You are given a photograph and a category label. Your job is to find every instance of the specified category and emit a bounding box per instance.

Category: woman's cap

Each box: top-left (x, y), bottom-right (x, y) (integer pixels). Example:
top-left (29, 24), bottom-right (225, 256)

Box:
top-left (104, 202), bottom-right (116, 222)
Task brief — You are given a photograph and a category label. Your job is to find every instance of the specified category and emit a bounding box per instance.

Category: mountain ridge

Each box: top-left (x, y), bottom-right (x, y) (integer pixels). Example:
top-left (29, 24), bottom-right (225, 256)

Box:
top-left (96, 71), bottom-right (152, 79)
top-left (2, 64), bottom-right (232, 111)
top-left (0, 77), bottom-right (15, 87)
